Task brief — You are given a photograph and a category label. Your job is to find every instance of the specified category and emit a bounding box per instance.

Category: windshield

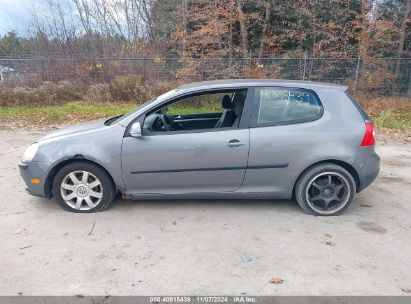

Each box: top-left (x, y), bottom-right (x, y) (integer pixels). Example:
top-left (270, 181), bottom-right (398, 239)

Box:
top-left (117, 98), bottom-right (155, 122)
top-left (115, 89), bottom-right (179, 123)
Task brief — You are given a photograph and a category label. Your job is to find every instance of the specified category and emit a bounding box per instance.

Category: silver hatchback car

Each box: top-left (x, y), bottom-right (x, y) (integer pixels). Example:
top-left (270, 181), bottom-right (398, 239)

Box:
top-left (19, 80), bottom-right (379, 215)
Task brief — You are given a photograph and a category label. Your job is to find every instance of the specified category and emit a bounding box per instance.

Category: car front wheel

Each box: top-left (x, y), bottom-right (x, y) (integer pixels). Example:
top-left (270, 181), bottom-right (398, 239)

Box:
top-left (53, 162), bottom-right (116, 213)
top-left (295, 163), bottom-right (356, 216)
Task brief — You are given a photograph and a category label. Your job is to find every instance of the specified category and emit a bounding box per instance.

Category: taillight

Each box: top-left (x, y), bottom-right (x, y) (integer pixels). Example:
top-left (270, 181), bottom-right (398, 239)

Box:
top-left (361, 122), bottom-right (376, 146)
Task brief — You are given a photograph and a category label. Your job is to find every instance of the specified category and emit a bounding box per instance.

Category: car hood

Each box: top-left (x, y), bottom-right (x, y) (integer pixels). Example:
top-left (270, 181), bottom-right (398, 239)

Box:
top-left (38, 118), bottom-right (108, 141)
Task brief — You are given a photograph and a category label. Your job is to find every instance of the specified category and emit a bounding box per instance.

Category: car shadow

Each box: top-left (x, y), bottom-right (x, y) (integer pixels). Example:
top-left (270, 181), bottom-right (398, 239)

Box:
top-left (32, 195), bottom-right (303, 214)
top-left (32, 196), bottom-right (365, 217)
top-left (110, 196), bottom-right (302, 213)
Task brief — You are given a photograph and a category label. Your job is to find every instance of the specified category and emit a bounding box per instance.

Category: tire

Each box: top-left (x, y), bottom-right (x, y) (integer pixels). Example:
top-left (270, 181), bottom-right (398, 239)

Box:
top-left (295, 163), bottom-right (356, 216)
top-left (53, 161), bottom-right (116, 213)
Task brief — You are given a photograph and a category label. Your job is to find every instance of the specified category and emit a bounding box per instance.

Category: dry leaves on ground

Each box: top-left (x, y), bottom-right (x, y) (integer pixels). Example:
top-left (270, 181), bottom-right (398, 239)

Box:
top-left (269, 277), bottom-right (284, 284)
top-left (324, 233), bottom-right (336, 246)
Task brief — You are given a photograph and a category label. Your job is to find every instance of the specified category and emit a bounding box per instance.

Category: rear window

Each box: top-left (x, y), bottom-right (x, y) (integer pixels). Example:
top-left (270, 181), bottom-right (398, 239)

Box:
top-left (251, 87), bottom-right (323, 127)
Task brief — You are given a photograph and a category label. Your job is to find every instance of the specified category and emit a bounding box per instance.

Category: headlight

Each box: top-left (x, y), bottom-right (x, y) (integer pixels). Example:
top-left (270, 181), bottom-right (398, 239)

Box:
top-left (22, 143), bottom-right (39, 162)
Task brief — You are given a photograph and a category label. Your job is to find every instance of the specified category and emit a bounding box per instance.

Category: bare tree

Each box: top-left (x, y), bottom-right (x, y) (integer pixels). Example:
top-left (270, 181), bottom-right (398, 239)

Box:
top-left (257, 0), bottom-right (271, 63)
top-left (236, 0), bottom-right (249, 59)
top-left (394, 0), bottom-right (411, 79)
top-left (72, 0), bottom-right (93, 33)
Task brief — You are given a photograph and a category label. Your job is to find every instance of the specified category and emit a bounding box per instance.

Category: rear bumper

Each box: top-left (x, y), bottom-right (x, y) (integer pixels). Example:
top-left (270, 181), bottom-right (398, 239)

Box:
top-left (18, 161), bottom-right (50, 197)
top-left (357, 151), bottom-right (380, 192)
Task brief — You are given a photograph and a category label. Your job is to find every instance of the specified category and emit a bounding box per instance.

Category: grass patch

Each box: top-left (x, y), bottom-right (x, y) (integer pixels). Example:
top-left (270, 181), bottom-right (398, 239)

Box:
top-left (0, 101), bottom-right (136, 123)
top-left (373, 109), bottom-right (411, 129)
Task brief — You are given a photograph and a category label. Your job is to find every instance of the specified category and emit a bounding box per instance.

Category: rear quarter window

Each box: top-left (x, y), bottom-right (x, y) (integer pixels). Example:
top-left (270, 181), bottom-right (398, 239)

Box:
top-left (251, 87), bottom-right (323, 127)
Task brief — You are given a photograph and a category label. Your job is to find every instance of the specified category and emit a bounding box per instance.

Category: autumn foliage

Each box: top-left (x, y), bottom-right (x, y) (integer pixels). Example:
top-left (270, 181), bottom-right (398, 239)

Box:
top-left (0, 0), bottom-right (410, 98)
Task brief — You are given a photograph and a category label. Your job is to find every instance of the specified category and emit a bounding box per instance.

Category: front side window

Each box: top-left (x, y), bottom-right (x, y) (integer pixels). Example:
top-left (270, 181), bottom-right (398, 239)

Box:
top-left (143, 90), bottom-right (247, 133)
top-left (251, 87), bottom-right (323, 127)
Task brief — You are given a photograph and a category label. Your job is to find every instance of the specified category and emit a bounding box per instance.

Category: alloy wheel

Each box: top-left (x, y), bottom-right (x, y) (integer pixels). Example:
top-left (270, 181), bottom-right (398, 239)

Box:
top-left (60, 170), bottom-right (104, 211)
top-left (305, 171), bottom-right (351, 215)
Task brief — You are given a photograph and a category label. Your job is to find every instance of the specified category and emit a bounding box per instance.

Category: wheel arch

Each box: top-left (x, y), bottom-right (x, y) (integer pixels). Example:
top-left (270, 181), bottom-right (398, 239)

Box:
top-left (292, 159), bottom-right (360, 198)
top-left (44, 155), bottom-right (117, 198)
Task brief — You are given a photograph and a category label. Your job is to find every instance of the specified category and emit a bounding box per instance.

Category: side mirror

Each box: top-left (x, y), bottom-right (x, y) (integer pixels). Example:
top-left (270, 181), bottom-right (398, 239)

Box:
top-left (129, 122), bottom-right (142, 138)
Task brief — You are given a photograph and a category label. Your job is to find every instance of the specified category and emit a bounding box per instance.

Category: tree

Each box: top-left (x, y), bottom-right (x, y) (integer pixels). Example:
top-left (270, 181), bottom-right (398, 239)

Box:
top-left (394, 0), bottom-right (411, 79)
top-left (0, 32), bottom-right (22, 57)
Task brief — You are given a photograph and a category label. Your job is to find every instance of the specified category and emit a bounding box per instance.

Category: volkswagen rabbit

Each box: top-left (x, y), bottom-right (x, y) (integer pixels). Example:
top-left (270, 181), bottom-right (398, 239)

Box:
top-left (19, 80), bottom-right (379, 215)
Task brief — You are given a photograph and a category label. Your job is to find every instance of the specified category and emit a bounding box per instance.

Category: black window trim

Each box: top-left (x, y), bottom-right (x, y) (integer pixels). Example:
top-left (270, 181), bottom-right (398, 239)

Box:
top-left (249, 86), bottom-right (324, 128)
top-left (125, 87), bottom-right (253, 137)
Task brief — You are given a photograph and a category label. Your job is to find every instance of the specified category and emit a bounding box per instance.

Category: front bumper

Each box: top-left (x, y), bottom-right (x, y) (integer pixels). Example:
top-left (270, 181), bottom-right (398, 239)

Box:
top-left (18, 161), bottom-right (50, 197)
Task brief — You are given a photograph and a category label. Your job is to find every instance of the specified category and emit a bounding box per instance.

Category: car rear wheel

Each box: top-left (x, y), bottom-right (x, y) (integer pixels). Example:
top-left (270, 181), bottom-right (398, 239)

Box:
top-left (295, 163), bottom-right (356, 216)
top-left (53, 162), bottom-right (115, 213)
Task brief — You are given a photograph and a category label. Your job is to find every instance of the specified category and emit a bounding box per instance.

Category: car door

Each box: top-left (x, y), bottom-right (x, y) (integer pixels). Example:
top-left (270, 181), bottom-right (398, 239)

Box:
top-left (121, 89), bottom-right (252, 195)
top-left (242, 86), bottom-right (324, 197)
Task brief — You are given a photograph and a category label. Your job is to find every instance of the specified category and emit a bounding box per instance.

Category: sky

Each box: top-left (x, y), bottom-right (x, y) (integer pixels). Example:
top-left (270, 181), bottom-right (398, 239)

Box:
top-left (0, 0), bottom-right (123, 37)
top-left (0, 0), bottom-right (74, 36)
top-left (0, 0), bottom-right (35, 35)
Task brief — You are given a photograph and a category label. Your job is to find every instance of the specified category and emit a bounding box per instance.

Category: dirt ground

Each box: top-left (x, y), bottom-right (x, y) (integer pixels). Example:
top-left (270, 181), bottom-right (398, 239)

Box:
top-left (0, 129), bottom-right (410, 296)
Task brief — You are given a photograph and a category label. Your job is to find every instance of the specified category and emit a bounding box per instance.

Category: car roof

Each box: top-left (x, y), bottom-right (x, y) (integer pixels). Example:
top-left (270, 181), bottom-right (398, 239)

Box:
top-left (177, 79), bottom-right (348, 92)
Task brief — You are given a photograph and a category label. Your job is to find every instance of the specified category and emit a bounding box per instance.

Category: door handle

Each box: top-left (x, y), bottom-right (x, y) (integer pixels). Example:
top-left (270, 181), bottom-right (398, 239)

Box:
top-left (227, 139), bottom-right (245, 147)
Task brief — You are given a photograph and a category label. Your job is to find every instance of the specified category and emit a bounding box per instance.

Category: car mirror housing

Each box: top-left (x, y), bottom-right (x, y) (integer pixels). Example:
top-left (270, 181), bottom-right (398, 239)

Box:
top-left (129, 122), bottom-right (142, 137)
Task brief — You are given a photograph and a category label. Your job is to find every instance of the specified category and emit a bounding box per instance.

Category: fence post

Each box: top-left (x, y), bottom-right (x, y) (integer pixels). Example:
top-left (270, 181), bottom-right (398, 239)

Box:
top-left (249, 49), bottom-right (252, 66)
top-left (302, 51), bottom-right (308, 80)
top-left (353, 55), bottom-right (361, 96)
top-left (407, 69), bottom-right (411, 98)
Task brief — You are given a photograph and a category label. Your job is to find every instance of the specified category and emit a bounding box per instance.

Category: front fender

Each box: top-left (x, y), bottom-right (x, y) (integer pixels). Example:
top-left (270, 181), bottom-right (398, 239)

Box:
top-left (36, 124), bottom-right (126, 191)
